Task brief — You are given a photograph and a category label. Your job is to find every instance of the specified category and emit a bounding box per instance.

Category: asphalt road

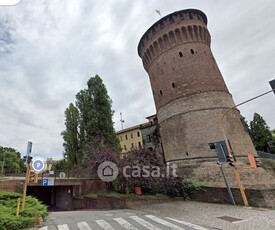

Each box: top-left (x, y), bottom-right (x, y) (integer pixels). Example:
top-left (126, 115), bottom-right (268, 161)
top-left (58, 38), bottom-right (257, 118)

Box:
top-left (38, 209), bottom-right (208, 230)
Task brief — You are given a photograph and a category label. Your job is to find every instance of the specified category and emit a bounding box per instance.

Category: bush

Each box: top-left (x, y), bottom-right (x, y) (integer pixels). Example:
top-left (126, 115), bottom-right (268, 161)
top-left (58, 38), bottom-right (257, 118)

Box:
top-left (0, 192), bottom-right (48, 230)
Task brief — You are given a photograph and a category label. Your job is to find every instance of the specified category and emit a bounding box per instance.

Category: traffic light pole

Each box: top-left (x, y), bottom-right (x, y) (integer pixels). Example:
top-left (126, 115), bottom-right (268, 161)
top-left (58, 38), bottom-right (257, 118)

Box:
top-left (221, 87), bottom-right (275, 206)
top-left (219, 163), bottom-right (236, 205)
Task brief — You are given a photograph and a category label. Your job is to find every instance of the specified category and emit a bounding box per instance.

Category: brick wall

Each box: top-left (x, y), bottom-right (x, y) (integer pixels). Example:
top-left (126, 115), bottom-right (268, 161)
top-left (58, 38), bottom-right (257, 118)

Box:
top-left (0, 180), bottom-right (23, 193)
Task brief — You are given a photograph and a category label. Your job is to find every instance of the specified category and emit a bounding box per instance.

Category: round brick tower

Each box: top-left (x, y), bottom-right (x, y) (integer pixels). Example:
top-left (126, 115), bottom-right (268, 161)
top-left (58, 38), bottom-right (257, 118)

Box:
top-left (137, 9), bottom-right (256, 164)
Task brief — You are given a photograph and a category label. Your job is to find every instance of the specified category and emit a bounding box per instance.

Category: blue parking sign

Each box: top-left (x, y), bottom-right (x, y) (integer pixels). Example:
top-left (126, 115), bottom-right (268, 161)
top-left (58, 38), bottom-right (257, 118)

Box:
top-left (42, 179), bottom-right (48, 186)
top-left (31, 157), bottom-right (45, 173)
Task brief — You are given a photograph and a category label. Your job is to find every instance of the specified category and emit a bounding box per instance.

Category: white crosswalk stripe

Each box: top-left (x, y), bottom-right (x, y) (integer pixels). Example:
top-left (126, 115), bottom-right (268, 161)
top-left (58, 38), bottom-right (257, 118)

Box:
top-left (130, 215), bottom-right (161, 230)
top-left (146, 215), bottom-right (186, 230)
top-left (58, 224), bottom-right (70, 230)
top-left (39, 214), bottom-right (209, 230)
top-left (77, 221), bottom-right (92, 230)
top-left (166, 217), bottom-right (209, 230)
top-left (96, 219), bottom-right (115, 230)
top-left (113, 217), bottom-right (139, 230)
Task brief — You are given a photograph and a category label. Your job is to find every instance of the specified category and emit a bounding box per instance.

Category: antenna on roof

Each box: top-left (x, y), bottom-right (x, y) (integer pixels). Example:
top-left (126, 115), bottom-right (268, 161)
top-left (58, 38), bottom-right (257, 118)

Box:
top-left (155, 9), bottom-right (162, 17)
top-left (120, 112), bottom-right (125, 130)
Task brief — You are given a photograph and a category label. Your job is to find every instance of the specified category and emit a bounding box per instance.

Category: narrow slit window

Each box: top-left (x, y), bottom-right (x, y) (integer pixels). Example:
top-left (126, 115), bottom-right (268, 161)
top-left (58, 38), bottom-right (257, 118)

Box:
top-left (179, 52), bottom-right (183, 57)
top-left (172, 83), bottom-right (175, 88)
top-left (191, 49), bottom-right (194, 54)
top-left (160, 90), bottom-right (163, 96)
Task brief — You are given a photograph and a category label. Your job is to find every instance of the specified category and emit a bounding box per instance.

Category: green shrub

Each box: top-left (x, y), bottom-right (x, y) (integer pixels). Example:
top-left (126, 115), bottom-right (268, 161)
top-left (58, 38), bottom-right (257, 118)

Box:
top-left (182, 179), bottom-right (208, 195)
top-left (0, 191), bottom-right (48, 230)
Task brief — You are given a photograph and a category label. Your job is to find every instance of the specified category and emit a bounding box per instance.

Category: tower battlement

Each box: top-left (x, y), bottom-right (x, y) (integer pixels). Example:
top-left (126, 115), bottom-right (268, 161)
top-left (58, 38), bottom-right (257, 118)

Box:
top-left (138, 9), bottom-right (210, 71)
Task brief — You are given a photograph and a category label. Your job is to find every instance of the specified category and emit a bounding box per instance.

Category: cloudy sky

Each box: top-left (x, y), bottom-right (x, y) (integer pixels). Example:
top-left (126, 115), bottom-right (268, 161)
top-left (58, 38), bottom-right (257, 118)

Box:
top-left (0, 0), bottom-right (274, 159)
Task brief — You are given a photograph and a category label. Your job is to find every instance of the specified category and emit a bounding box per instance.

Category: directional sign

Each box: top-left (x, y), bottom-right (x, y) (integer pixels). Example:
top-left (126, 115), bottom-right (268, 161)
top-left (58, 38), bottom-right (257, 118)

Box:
top-left (31, 157), bottom-right (45, 173)
top-left (42, 178), bottom-right (55, 186)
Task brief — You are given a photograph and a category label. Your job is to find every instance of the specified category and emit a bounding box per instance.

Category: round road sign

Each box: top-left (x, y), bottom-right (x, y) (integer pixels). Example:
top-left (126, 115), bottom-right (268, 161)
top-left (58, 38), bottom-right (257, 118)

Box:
top-left (59, 172), bottom-right (66, 178)
top-left (31, 157), bottom-right (46, 173)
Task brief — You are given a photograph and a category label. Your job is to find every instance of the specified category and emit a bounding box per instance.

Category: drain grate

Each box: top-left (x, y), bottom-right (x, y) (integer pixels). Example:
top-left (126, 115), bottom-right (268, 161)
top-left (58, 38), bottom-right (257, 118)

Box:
top-left (217, 216), bottom-right (242, 222)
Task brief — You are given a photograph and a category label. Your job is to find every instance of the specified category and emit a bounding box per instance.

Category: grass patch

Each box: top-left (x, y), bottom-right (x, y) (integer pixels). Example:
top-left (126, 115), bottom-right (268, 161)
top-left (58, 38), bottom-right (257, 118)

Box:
top-left (0, 191), bottom-right (48, 230)
top-left (183, 179), bottom-right (208, 191)
top-left (85, 192), bottom-right (169, 200)
top-left (261, 158), bottom-right (275, 174)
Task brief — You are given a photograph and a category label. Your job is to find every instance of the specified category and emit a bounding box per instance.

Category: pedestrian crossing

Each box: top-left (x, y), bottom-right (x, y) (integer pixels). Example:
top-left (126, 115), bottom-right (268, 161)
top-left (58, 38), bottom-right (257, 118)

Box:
top-left (39, 215), bottom-right (209, 230)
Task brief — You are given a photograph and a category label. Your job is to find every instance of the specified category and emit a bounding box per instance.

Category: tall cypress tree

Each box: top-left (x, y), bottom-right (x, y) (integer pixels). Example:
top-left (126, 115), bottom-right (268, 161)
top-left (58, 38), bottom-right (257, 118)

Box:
top-left (61, 103), bottom-right (80, 167)
top-left (62, 75), bottom-right (120, 167)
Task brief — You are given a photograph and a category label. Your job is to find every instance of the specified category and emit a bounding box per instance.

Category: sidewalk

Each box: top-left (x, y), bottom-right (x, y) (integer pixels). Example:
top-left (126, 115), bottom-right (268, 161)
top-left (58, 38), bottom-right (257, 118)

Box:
top-left (132, 200), bottom-right (275, 230)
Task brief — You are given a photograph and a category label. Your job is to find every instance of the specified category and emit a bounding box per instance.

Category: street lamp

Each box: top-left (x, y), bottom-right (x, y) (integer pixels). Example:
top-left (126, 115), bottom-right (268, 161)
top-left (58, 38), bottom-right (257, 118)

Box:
top-left (221, 79), bottom-right (275, 206)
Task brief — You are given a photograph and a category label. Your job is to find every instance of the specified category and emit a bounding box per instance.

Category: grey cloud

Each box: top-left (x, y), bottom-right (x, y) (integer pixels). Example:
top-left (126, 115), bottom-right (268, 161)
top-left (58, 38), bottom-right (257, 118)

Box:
top-left (0, 0), bottom-right (274, 159)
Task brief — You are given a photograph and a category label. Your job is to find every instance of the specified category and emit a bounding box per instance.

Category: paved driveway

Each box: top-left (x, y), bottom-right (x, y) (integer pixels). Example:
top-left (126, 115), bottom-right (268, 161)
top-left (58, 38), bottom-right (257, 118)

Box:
top-left (132, 201), bottom-right (275, 230)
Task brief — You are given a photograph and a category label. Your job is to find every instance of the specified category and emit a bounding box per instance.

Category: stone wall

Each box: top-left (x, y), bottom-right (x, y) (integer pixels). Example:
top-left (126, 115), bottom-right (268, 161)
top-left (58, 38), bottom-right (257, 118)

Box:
top-left (190, 187), bottom-right (275, 208)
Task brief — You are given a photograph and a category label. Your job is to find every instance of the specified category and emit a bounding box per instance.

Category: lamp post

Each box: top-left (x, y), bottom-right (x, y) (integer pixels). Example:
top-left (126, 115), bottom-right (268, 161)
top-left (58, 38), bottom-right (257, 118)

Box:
top-left (221, 81), bottom-right (275, 206)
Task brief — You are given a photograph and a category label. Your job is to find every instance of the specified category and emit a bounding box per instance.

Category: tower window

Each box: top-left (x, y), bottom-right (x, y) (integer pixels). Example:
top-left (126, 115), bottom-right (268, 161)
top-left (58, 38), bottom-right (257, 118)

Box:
top-left (190, 49), bottom-right (194, 54)
top-left (160, 90), bottom-right (163, 96)
top-left (172, 83), bottom-right (175, 88)
top-left (179, 52), bottom-right (183, 57)
top-left (125, 134), bottom-right (128, 140)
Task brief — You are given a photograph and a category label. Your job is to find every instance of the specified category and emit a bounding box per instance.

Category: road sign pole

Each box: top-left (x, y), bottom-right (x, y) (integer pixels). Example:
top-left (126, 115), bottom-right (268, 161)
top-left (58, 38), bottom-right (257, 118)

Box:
top-left (21, 163), bottom-right (30, 210)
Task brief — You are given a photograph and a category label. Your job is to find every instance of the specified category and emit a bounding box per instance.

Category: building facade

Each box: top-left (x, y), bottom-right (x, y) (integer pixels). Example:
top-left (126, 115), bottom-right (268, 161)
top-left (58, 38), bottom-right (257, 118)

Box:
top-left (116, 115), bottom-right (158, 154)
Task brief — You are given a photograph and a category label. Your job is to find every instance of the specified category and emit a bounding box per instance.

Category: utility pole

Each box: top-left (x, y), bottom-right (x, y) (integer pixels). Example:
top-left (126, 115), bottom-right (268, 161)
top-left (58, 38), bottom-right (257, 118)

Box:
top-left (120, 112), bottom-right (125, 130)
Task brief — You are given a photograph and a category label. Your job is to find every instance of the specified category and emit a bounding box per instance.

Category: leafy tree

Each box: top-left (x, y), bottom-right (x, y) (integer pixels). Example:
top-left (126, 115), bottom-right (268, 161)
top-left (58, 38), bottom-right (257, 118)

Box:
top-left (240, 115), bottom-right (250, 134)
top-left (52, 159), bottom-right (68, 172)
top-left (61, 75), bottom-right (120, 172)
top-left (250, 113), bottom-right (275, 154)
top-left (75, 75), bottom-right (120, 152)
top-left (0, 147), bottom-right (24, 175)
top-left (61, 103), bottom-right (80, 167)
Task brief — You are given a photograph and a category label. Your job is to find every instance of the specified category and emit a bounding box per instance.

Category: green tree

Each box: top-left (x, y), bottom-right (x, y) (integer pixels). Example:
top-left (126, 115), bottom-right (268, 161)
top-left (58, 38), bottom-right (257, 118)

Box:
top-left (75, 75), bottom-right (120, 152)
top-left (0, 147), bottom-right (24, 175)
top-left (61, 103), bottom-right (80, 167)
top-left (240, 115), bottom-right (251, 134)
top-left (250, 113), bottom-right (275, 154)
top-left (61, 75), bottom-right (120, 170)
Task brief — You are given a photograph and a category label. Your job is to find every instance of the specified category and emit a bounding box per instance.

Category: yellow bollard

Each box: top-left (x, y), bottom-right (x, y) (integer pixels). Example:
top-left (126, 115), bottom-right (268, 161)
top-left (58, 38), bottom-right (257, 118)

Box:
top-left (16, 198), bottom-right (21, 217)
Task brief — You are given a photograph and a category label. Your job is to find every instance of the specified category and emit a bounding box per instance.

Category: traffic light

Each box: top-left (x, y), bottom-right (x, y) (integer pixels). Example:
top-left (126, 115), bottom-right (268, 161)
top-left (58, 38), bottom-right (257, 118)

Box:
top-left (269, 79), bottom-right (275, 94)
top-left (28, 170), bottom-right (38, 183)
top-left (23, 156), bottom-right (33, 164)
top-left (254, 156), bottom-right (261, 167)
top-left (226, 155), bottom-right (235, 167)
top-left (209, 140), bottom-right (236, 166)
